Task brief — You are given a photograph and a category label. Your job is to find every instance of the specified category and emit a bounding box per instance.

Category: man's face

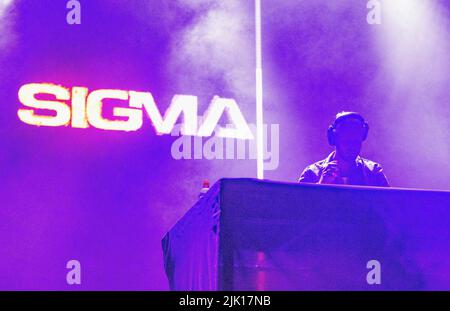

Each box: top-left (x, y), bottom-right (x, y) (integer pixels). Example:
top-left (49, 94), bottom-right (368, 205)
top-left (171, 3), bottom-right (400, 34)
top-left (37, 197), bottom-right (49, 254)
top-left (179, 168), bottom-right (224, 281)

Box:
top-left (334, 119), bottom-right (365, 161)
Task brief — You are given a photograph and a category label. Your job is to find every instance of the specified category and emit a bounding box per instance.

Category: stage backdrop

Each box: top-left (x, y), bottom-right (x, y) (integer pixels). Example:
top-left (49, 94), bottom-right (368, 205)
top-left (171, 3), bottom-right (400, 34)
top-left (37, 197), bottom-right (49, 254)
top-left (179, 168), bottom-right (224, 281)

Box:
top-left (0, 0), bottom-right (449, 290)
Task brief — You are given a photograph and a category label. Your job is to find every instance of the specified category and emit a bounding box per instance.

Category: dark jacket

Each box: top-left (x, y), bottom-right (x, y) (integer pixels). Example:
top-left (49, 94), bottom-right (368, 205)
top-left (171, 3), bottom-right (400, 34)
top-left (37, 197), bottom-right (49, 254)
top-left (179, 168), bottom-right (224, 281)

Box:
top-left (298, 151), bottom-right (390, 187)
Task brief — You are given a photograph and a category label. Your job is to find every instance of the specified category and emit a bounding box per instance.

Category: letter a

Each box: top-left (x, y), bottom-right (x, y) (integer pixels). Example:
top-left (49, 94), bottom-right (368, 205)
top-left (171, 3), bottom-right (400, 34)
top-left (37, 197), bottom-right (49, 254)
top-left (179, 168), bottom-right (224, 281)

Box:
top-left (66, 0), bottom-right (81, 25)
top-left (366, 0), bottom-right (381, 25)
top-left (366, 259), bottom-right (381, 285)
top-left (66, 259), bottom-right (81, 285)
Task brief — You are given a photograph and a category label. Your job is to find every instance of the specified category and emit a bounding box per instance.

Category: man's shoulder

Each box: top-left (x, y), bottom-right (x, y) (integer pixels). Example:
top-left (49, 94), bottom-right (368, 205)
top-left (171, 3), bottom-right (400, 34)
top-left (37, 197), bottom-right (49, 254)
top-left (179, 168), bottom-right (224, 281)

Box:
top-left (359, 157), bottom-right (383, 172)
top-left (359, 157), bottom-right (390, 186)
top-left (306, 158), bottom-right (328, 171)
top-left (300, 157), bottom-right (328, 178)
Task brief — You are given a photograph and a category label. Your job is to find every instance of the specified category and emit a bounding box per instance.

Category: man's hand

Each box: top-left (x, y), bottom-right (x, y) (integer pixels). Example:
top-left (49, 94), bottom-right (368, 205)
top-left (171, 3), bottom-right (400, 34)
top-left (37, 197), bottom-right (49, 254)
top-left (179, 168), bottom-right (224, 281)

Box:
top-left (318, 160), bottom-right (340, 184)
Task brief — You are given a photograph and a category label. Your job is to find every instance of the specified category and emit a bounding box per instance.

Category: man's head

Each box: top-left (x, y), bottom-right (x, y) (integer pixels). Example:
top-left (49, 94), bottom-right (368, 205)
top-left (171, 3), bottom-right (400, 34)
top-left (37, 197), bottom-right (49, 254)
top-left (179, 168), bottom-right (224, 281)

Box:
top-left (327, 112), bottom-right (369, 161)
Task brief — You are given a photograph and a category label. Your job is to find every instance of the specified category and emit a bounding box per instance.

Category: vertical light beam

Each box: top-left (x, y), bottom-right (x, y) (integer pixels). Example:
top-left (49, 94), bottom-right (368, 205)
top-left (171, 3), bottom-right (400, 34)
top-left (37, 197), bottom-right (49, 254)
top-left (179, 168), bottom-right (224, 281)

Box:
top-left (255, 0), bottom-right (264, 179)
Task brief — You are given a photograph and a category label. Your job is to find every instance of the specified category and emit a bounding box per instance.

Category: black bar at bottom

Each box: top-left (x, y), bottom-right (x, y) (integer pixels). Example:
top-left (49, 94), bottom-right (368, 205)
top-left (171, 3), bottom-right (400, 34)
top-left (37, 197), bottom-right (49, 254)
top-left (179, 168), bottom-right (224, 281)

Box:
top-left (0, 291), bottom-right (449, 308)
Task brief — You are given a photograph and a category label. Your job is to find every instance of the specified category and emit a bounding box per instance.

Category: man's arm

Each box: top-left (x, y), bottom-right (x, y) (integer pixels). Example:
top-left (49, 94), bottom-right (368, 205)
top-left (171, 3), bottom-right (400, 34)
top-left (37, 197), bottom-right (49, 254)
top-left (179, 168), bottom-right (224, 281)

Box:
top-left (372, 164), bottom-right (390, 187)
top-left (298, 165), bottom-right (320, 183)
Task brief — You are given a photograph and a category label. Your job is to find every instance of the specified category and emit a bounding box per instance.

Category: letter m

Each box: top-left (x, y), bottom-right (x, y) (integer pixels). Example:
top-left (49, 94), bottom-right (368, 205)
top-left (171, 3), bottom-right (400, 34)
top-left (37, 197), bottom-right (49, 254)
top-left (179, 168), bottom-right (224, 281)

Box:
top-left (129, 92), bottom-right (198, 135)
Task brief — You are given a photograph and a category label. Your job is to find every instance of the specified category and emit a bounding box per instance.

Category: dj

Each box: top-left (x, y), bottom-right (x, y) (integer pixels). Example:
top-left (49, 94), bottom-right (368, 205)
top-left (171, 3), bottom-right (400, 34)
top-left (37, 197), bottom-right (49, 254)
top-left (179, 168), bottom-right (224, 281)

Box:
top-left (298, 112), bottom-right (389, 187)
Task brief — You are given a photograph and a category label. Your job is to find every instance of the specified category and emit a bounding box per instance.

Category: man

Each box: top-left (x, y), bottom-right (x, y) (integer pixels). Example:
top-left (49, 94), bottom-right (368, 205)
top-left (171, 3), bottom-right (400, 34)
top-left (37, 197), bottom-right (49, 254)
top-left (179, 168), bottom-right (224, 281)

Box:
top-left (298, 111), bottom-right (389, 187)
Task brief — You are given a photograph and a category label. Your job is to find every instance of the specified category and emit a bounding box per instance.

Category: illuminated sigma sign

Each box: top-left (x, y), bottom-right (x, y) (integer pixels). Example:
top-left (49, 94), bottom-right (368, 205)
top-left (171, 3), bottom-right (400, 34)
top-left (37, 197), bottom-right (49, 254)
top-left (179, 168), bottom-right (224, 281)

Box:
top-left (17, 83), bottom-right (254, 139)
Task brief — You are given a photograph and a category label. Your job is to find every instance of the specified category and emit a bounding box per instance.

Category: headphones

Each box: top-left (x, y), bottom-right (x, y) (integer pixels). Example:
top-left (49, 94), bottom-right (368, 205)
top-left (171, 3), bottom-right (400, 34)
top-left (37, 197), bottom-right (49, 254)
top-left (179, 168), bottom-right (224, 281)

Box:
top-left (327, 112), bottom-right (369, 146)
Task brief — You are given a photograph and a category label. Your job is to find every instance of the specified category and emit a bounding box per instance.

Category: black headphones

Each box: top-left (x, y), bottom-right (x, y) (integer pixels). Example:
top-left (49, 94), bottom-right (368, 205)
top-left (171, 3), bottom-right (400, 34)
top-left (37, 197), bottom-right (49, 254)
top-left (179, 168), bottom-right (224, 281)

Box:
top-left (327, 112), bottom-right (369, 146)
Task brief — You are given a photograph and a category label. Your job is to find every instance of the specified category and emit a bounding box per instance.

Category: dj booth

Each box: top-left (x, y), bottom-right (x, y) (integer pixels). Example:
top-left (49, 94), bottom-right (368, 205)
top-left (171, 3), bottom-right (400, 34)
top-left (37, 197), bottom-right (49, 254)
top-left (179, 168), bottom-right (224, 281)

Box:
top-left (162, 178), bottom-right (450, 290)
